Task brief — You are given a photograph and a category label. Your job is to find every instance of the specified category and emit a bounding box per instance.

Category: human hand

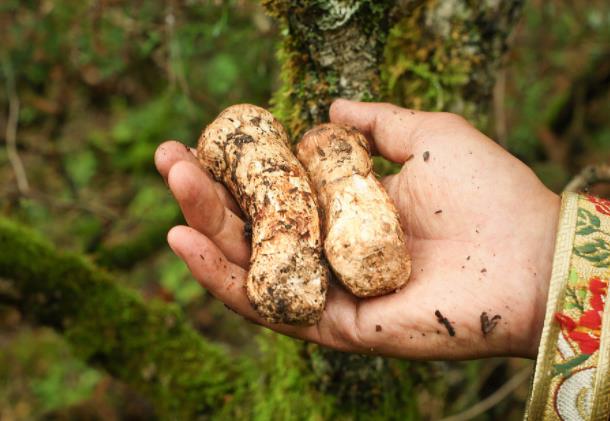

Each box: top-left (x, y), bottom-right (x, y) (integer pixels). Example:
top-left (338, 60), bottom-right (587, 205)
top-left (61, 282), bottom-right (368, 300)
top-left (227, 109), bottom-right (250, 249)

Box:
top-left (154, 99), bottom-right (560, 360)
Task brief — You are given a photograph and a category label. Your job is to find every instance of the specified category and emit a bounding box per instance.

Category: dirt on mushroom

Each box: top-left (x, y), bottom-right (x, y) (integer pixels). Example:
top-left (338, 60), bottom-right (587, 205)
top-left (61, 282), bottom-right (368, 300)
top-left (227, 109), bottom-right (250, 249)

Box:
top-left (197, 104), bottom-right (329, 325)
top-left (296, 123), bottom-right (411, 297)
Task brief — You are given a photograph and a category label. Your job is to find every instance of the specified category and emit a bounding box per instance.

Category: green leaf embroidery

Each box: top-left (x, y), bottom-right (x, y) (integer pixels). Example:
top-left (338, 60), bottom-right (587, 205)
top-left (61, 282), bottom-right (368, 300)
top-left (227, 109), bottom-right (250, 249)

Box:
top-left (574, 238), bottom-right (610, 267)
top-left (568, 269), bottom-right (579, 286)
top-left (553, 353), bottom-right (592, 377)
top-left (577, 288), bottom-right (587, 300)
top-left (577, 226), bottom-right (598, 236)
top-left (565, 286), bottom-right (584, 311)
top-left (576, 208), bottom-right (601, 236)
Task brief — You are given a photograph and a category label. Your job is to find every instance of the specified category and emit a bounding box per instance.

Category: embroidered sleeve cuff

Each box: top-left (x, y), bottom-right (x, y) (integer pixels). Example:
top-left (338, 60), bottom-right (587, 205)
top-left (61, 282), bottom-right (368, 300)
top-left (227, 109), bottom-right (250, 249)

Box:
top-left (525, 193), bottom-right (610, 420)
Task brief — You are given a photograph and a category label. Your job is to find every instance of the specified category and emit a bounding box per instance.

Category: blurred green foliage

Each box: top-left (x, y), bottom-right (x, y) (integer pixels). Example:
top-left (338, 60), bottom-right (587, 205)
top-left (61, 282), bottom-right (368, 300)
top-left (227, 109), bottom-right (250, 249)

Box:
top-left (0, 0), bottom-right (276, 251)
top-left (0, 0), bottom-right (609, 419)
top-left (504, 0), bottom-right (610, 188)
top-left (0, 329), bottom-right (101, 419)
top-left (1, 1), bottom-right (277, 418)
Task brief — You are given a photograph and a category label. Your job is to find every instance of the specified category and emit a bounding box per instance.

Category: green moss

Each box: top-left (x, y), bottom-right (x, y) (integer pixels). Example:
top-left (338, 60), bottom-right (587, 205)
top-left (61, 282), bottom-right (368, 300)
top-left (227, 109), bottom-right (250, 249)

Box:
top-left (306, 346), bottom-right (419, 420)
top-left (0, 217), bottom-right (242, 418)
top-left (382, 1), bottom-right (522, 128)
top-left (383, 5), bottom-right (476, 119)
top-left (0, 328), bottom-right (102, 418)
top-left (269, 36), bottom-right (312, 140)
top-left (265, 0), bottom-right (395, 141)
top-left (248, 333), bottom-right (332, 420)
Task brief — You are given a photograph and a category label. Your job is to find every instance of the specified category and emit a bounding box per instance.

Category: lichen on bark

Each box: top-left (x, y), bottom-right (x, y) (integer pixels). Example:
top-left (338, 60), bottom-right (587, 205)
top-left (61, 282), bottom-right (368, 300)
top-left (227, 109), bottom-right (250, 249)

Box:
top-left (264, 0), bottom-right (396, 139)
top-left (383, 0), bottom-right (524, 127)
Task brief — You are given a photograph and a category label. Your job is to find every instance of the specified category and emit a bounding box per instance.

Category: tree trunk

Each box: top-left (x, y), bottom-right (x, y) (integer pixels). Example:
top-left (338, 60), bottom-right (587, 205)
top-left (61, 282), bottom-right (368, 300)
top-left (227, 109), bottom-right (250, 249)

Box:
top-left (260, 0), bottom-right (524, 418)
top-left (0, 1), bottom-right (523, 418)
top-left (267, 0), bottom-right (523, 137)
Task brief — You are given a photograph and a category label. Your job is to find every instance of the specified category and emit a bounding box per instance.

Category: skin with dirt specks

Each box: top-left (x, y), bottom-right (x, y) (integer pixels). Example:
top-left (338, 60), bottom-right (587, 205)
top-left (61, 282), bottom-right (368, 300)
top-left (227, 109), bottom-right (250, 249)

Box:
top-left (197, 104), bottom-right (328, 325)
top-left (296, 123), bottom-right (411, 297)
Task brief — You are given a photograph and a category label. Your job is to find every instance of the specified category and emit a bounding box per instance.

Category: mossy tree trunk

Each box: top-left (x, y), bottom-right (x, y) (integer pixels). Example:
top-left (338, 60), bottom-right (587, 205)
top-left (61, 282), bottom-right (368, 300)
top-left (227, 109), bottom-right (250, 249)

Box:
top-left (268, 0), bottom-right (523, 137)
top-left (0, 1), bottom-right (523, 419)
top-left (260, 0), bottom-right (524, 419)
top-left (0, 218), bottom-right (244, 419)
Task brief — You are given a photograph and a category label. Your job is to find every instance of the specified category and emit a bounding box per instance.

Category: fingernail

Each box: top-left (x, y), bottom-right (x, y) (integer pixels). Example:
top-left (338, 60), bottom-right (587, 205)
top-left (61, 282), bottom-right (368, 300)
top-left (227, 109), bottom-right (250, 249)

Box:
top-left (167, 227), bottom-right (183, 257)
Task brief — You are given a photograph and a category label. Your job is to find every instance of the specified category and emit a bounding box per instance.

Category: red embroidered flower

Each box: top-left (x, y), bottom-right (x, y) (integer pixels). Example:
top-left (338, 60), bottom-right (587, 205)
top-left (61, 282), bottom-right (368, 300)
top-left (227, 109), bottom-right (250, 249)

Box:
top-left (587, 195), bottom-right (610, 216)
top-left (589, 277), bottom-right (607, 310)
top-left (555, 276), bottom-right (608, 355)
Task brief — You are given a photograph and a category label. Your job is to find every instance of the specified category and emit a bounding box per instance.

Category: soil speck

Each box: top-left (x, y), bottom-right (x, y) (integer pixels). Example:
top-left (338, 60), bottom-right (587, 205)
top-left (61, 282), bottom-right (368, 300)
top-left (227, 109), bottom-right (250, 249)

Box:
top-left (435, 310), bottom-right (456, 336)
top-left (480, 312), bottom-right (502, 336)
top-left (244, 221), bottom-right (252, 240)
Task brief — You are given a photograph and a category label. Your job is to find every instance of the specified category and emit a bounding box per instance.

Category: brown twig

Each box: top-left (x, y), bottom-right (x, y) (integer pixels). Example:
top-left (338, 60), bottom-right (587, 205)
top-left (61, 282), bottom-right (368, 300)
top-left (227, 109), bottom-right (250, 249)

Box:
top-left (537, 126), bottom-right (566, 165)
top-left (2, 57), bottom-right (30, 194)
top-left (165, 1), bottom-right (191, 97)
top-left (563, 164), bottom-right (610, 193)
top-left (493, 68), bottom-right (508, 147)
top-left (440, 365), bottom-right (533, 421)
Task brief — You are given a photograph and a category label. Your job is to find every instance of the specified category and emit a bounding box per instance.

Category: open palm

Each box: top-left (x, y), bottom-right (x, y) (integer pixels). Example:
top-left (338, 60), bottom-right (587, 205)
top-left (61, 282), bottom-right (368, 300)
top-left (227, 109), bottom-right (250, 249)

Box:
top-left (154, 100), bottom-right (560, 360)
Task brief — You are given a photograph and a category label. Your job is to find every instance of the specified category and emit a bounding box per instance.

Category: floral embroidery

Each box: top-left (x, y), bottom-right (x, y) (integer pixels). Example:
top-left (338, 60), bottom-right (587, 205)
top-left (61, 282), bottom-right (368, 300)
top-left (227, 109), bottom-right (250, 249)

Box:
top-left (574, 201), bottom-right (610, 267)
top-left (556, 276), bottom-right (608, 356)
top-left (526, 194), bottom-right (610, 421)
top-left (587, 194), bottom-right (610, 216)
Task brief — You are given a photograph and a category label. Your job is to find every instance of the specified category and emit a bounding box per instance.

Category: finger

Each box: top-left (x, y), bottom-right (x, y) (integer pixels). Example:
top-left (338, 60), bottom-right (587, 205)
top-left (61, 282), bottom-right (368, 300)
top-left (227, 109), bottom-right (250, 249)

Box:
top-left (329, 99), bottom-right (428, 164)
top-left (155, 140), bottom-right (242, 216)
top-left (168, 225), bottom-right (258, 318)
top-left (155, 140), bottom-right (201, 183)
top-left (188, 145), bottom-right (243, 216)
top-left (168, 161), bottom-right (251, 268)
top-left (168, 225), bottom-right (330, 341)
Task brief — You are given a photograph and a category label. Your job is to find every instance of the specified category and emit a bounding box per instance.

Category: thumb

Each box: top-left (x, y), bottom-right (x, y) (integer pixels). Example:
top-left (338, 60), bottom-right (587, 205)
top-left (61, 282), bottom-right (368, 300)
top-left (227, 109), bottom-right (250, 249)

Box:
top-left (329, 99), bottom-right (428, 164)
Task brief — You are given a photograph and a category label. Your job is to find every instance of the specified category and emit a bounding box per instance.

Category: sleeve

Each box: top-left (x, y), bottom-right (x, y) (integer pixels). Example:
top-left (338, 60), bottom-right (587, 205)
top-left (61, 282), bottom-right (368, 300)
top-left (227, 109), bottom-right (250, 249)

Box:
top-left (525, 193), bottom-right (610, 420)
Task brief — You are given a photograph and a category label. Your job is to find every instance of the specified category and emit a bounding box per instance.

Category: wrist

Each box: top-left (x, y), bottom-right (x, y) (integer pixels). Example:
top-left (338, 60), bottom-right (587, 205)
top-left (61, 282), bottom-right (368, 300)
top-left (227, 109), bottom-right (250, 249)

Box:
top-left (524, 191), bottom-right (562, 358)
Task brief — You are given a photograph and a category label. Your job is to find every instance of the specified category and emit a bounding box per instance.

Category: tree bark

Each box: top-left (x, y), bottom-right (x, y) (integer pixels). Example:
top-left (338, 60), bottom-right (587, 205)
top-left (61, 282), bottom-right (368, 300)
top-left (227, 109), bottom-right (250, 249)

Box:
top-left (265, 0), bottom-right (396, 139)
top-left (260, 0), bottom-right (524, 417)
top-left (267, 0), bottom-right (523, 138)
top-left (384, 0), bottom-right (523, 126)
